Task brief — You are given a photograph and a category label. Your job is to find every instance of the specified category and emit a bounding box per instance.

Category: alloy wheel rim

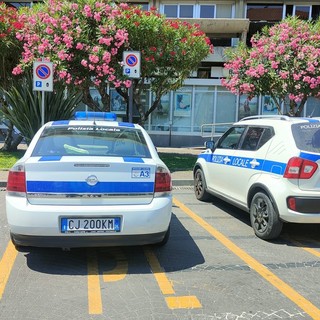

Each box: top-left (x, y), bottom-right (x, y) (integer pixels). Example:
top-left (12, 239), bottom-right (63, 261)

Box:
top-left (253, 198), bottom-right (269, 233)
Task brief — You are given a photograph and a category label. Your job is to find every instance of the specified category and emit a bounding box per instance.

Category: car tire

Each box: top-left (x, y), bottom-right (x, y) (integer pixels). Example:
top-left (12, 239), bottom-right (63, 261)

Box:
top-left (194, 168), bottom-right (211, 201)
top-left (250, 192), bottom-right (283, 240)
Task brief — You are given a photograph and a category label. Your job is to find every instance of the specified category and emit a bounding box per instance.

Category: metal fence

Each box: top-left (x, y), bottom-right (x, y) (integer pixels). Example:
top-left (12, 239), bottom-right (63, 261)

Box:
top-left (200, 122), bottom-right (233, 141)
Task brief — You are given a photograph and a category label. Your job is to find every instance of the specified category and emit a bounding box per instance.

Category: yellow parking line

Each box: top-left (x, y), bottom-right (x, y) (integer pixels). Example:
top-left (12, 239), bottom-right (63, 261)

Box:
top-left (166, 296), bottom-right (202, 309)
top-left (144, 247), bottom-right (202, 309)
top-left (144, 247), bottom-right (175, 295)
top-left (287, 238), bottom-right (320, 258)
top-left (87, 249), bottom-right (102, 314)
top-left (173, 198), bottom-right (320, 320)
top-left (0, 241), bottom-right (18, 299)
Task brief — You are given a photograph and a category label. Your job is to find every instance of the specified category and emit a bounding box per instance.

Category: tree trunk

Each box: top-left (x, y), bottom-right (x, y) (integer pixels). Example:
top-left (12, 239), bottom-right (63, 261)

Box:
top-left (1, 123), bottom-right (14, 151)
top-left (98, 83), bottom-right (110, 112)
top-left (295, 97), bottom-right (307, 117)
top-left (10, 135), bottom-right (24, 151)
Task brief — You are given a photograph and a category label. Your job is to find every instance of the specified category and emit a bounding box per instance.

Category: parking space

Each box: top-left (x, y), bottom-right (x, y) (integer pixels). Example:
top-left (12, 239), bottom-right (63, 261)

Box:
top-left (1, 188), bottom-right (320, 320)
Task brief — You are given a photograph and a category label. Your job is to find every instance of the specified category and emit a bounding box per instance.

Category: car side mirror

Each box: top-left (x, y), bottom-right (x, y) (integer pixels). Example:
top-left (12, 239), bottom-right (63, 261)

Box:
top-left (205, 140), bottom-right (215, 150)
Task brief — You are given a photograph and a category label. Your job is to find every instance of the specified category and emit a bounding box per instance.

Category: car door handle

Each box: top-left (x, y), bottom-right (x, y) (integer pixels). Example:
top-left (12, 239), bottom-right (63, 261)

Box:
top-left (250, 159), bottom-right (260, 168)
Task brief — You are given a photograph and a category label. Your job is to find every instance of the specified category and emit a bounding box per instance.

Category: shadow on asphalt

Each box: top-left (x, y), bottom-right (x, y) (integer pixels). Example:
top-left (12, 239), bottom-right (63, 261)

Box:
top-left (21, 213), bottom-right (205, 275)
top-left (207, 195), bottom-right (251, 227)
top-left (207, 195), bottom-right (320, 247)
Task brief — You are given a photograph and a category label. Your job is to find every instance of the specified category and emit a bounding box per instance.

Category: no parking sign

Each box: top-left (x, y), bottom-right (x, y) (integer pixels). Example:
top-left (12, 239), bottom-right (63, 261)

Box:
top-left (33, 61), bottom-right (53, 92)
top-left (123, 51), bottom-right (141, 78)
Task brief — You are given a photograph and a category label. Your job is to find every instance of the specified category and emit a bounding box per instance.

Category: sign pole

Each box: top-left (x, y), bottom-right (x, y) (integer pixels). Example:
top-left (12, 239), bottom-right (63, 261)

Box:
top-left (129, 86), bottom-right (133, 123)
top-left (41, 91), bottom-right (45, 126)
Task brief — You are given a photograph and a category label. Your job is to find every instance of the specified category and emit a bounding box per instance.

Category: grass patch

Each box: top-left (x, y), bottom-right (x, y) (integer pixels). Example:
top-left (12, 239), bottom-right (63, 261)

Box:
top-left (0, 150), bottom-right (197, 172)
top-left (159, 153), bottom-right (197, 172)
top-left (0, 150), bottom-right (25, 169)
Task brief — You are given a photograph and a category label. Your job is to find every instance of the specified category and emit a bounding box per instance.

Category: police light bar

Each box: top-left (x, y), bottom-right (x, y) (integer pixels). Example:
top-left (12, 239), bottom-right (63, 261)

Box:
top-left (75, 112), bottom-right (117, 121)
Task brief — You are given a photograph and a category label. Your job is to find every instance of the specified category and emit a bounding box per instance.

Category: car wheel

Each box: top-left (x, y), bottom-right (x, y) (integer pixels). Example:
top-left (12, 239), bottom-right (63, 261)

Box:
top-left (155, 226), bottom-right (170, 247)
top-left (194, 168), bottom-right (211, 201)
top-left (250, 192), bottom-right (283, 240)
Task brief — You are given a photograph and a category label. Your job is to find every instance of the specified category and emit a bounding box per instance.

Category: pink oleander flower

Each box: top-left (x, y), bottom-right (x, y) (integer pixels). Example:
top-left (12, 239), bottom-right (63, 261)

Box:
top-left (113, 80), bottom-right (121, 88)
top-left (76, 43), bottom-right (84, 50)
top-left (124, 80), bottom-right (132, 88)
top-left (12, 66), bottom-right (23, 75)
top-left (89, 54), bottom-right (99, 64)
top-left (83, 5), bottom-right (92, 17)
top-left (81, 59), bottom-right (88, 67)
top-left (102, 52), bottom-right (111, 63)
top-left (94, 12), bottom-right (101, 21)
top-left (108, 74), bottom-right (116, 82)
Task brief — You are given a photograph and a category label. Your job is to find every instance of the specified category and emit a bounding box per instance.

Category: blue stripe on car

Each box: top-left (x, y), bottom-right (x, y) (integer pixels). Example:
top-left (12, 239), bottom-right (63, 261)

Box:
top-left (39, 156), bottom-right (63, 161)
top-left (123, 157), bottom-right (144, 163)
top-left (300, 152), bottom-right (320, 162)
top-left (304, 118), bottom-right (320, 123)
top-left (26, 181), bottom-right (154, 193)
top-left (261, 159), bottom-right (286, 175)
top-left (52, 120), bottom-right (70, 125)
top-left (118, 122), bottom-right (135, 127)
top-left (198, 153), bottom-right (287, 175)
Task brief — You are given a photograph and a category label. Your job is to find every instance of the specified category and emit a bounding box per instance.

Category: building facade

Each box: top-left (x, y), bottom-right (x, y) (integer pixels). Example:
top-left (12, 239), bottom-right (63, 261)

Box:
top-left (4, 0), bottom-right (320, 147)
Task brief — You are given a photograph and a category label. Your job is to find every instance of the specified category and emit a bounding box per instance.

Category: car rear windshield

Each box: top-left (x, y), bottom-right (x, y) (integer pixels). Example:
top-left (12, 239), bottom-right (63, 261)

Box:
top-left (32, 125), bottom-right (151, 158)
top-left (292, 122), bottom-right (320, 153)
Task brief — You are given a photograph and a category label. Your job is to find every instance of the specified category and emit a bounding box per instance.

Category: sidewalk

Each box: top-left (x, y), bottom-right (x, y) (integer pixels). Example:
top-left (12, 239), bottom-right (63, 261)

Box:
top-left (0, 147), bottom-right (202, 187)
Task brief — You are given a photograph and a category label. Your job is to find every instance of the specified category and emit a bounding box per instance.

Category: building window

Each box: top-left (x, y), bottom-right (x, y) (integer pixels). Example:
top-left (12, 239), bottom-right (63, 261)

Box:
top-left (180, 5), bottom-right (193, 18)
top-left (199, 5), bottom-right (215, 18)
top-left (172, 87), bottom-right (192, 132)
top-left (293, 5), bottom-right (311, 20)
top-left (311, 6), bottom-right (320, 20)
top-left (246, 4), bottom-right (283, 22)
top-left (285, 5), bottom-right (319, 20)
top-left (194, 88), bottom-right (214, 132)
top-left (163, 4), bottom-right (193, 18)
top-left (150, 93), bottom-right (171, 131)
top-left (161, 3), bottom-right (215, 18)
top-left (6, 2), bottom-right (31, 8)
top-left (163, 5), bottom-right (178, 17)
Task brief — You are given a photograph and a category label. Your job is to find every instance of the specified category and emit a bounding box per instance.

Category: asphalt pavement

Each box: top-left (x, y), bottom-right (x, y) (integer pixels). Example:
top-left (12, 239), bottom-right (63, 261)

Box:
top-left (0, 146), bottom-right (202, 187)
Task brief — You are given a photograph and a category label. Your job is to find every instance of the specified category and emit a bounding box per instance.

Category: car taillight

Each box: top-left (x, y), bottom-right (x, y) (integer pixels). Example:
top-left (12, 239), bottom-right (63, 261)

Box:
top-left (283, 157), bottom-right (318, 179)
top-left (154, 166), bottom-right (172, 195)
top-left (7, 164), bottom-right (26, 195)
top-left (287, 197), bottom-right (297, 211)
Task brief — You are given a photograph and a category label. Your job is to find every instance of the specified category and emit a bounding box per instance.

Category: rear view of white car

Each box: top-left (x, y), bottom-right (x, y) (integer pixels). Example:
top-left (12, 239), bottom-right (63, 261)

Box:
top-left (6, 112), bottom-right (172, 248)
top-left (194, 115), bottom-right (320, 240)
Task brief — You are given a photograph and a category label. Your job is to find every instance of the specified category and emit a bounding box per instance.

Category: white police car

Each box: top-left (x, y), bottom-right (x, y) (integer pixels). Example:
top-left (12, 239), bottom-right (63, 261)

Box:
top-left (6, 112), bottom-right (172, 248)
top-left (194, 115), bottom-right (320, 240)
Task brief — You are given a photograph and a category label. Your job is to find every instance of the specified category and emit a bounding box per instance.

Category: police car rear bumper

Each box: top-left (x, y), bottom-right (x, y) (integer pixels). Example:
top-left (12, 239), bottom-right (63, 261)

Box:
top-left (10, 231), bottom-right (168, 248)
top-left (286, 196), bottom-right (320, 214)
top-left (280, 196), bottom-right (320, 223)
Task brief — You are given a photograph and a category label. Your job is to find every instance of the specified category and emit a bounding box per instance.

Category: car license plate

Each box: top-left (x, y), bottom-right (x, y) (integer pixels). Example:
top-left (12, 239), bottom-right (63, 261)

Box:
top-left (61, 217), bottom-right (121, 233)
